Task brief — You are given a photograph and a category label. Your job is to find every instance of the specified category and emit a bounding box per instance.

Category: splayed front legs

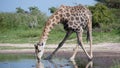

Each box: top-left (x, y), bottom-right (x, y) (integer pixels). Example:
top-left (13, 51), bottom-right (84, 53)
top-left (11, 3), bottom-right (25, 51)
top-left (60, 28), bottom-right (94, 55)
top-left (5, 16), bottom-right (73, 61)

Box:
top-left (45, 31), bottom-right (72, 60)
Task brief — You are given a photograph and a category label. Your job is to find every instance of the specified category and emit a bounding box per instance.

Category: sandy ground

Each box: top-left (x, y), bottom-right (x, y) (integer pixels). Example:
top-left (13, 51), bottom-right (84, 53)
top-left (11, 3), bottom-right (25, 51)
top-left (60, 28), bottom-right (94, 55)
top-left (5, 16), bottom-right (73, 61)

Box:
top-left (0, 43), bottom-right (120, 54)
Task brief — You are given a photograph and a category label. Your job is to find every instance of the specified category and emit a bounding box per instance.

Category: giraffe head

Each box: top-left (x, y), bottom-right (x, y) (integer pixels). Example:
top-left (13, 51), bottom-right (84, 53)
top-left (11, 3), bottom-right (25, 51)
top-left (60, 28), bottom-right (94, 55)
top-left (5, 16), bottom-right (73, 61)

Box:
top-left (34, 42), bottom-right (45, 61)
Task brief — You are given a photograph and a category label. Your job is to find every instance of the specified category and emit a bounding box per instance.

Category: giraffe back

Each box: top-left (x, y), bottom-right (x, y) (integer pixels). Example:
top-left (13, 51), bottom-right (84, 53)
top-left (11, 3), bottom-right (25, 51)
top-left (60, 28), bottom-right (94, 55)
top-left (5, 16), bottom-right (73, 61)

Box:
top-left (57, 5), bottom-right (92, 32)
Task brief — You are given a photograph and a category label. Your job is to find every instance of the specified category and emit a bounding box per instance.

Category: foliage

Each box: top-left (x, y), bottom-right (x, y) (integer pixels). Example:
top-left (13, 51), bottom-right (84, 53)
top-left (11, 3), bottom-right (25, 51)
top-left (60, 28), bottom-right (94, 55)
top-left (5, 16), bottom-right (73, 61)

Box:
top-left (89, 3), bottom-right (114, 28)
top-left (29, 6), bottom-right (41, 15)
top-left (49, 7), bottom-right (57, 13)
top-left (95, 0), bottom-right (120, 8)
top-left (95, 0), bottom-right (120, 30)
top-left (0, 6), bottom-right (47, 32)
top-left (16, 7), bottom-right (25, 14)
top-left (111, 59), bottom-right (120, 68)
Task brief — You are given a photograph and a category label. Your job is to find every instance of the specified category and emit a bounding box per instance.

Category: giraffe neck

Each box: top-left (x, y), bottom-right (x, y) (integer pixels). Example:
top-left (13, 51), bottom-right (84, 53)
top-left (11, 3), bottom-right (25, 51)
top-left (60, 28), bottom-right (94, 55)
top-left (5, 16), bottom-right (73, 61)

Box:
top-left (39, 15), bottom-right (61, 46)
top-left (39, 5), bottom-right (65, 46)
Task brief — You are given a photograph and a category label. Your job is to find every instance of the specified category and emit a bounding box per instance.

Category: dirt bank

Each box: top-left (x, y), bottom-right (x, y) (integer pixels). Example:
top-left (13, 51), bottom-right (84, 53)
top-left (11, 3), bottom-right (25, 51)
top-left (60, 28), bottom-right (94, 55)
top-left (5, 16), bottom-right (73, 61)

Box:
top-left (0, 43), bottom-right (120, 54)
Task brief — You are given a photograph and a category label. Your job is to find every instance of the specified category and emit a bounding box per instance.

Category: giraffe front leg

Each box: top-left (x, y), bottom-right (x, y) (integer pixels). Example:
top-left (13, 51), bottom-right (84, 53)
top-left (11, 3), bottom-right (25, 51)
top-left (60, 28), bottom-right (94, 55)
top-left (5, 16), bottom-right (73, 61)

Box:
top-left (45, 31), bottom-right (72, 60)
top-left (70, 45), bottom-right (79, 61)
top-left (45, 41), bottom-right (64, 60)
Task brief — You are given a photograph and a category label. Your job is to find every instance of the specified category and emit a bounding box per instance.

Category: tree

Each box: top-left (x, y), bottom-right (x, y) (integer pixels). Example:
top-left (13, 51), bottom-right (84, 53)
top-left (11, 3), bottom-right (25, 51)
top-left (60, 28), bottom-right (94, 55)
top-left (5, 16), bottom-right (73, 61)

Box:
top-left (49, 7), bottom-right (57, 13)
top-left (89, 3), bottom-right (114, 28)
top-left (29, 6), bottom-right (40, 15)
top-left (16, 7), bottom-right (25, 13)
top-left (95, 0), bottom-right (120, 8)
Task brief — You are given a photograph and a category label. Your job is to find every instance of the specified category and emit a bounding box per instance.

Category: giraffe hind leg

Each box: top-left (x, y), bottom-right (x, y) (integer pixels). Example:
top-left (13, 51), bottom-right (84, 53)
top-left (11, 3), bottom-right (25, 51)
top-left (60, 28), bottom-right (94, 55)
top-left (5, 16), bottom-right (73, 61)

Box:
top-left (76, 32), bottom-right (91, 60)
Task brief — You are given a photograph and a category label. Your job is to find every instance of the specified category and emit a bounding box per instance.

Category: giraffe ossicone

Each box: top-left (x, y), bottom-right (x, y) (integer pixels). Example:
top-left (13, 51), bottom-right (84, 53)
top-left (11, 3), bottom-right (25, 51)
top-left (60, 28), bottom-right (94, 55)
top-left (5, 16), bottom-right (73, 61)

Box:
top-left (34, 4), bottom-right (93, 62)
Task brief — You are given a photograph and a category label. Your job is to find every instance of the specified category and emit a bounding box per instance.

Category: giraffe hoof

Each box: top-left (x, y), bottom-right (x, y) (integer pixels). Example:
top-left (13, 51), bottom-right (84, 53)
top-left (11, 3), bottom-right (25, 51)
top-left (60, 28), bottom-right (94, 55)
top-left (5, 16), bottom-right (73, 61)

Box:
top-left (88, 57), bottom-right (93, 61)
top-left (69, 57), bottom-right (75, 61)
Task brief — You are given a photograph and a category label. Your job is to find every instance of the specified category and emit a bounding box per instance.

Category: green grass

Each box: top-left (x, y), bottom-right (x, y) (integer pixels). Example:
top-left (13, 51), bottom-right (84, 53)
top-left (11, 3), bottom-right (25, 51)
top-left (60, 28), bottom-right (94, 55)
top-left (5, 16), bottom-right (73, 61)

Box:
top-left (111, 59), bottom-right (120, 68)
top-left (92, 30), bottom-right (120, 44)
top-left (0, 26), bottom-right (120, 44)
top-left (0, 46), bottom-right (33, 50)
top-left (0, 28), bottom-right (41, 43)
top-left (111, 65), bottom-right (120, 68)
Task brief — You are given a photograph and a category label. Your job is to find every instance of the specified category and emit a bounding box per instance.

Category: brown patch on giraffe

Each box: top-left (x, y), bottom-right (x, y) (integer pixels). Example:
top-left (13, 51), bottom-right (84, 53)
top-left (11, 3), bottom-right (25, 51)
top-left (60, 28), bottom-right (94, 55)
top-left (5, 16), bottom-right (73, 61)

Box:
top-left (49, 26), bottom-right (53, 30)
top-left (59, 9), bottom-right (63, 13)
top-left (46, 21), bottom-right (51, 26)
top-left (52, 18), bottom-right (55, 22)
top-left (77, 21), bottom-right (81, 24)
top-left (73, 25), bottom-right (76, 28)
top-left (78, 26), bottom-right (80, 28)
top-left (59, 14), bottom-right (62, 17)
top-left (69, 21), bottom-right (73, 25)
top-left (76, 13), bottom-right (79, 16)
top-left (80, 17), bottom-right (84, 22)
top-left (66, 9), bottom-right (69, 12)
top-left (70, 10), bottom-right (73, 13)
top-left (75, 17), bottom-right (79, 20)
top-left (55, 13), bottom-right (59, 17)
top-left (82, 10), bottom-right (85, 12)
top-left (66, 13), bottom-right (70, 17)
top-left (49, 15), bottom-right (54, 20)
top-left (77, 8), bottom-right (80, 11)
top-left (42, 30), bottom-right (45, 36)
top-left (55, 16), bottom-right (59, 19)
top-left (52, 23), bottom-right (55, 27)
top-left (85, 20), bottom-right (88, 22)
top-left (72, 14), bottom-right (76, 16)
top-left (71, 16), bottom-right (74, 20)
top-left (74, 22), bottom-right (78, 26)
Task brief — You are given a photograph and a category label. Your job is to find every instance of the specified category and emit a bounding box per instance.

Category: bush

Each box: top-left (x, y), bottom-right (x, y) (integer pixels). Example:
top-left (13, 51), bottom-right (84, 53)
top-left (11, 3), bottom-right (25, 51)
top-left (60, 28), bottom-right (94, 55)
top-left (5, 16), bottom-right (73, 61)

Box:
top-left (0, 12), bottom-right (47, 32)
top-left (89, 3), bottom-right (114, 28)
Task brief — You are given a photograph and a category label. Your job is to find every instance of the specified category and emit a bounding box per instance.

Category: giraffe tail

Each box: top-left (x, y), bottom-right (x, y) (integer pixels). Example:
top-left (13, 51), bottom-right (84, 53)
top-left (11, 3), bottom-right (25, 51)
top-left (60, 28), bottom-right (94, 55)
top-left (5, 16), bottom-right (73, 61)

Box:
top-left (86, 30), bottom-right (90, 43)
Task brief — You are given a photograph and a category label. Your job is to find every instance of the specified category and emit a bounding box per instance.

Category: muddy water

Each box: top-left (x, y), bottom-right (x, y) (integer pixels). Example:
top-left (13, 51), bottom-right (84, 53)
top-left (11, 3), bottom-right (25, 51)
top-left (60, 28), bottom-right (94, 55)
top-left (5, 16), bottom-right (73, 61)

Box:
top-left (0, 57), bottom-right (92, 68)
top-left (0, 56), bottom-right (76, 68)
top-left (0, 52), bottom-right (120, 68)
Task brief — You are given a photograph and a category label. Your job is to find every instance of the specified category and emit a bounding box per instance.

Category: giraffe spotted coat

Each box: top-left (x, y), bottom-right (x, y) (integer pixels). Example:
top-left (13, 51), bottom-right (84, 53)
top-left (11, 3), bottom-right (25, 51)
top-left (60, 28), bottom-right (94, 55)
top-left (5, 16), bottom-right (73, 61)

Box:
top-left (49, 5), bottom-right (92, 32)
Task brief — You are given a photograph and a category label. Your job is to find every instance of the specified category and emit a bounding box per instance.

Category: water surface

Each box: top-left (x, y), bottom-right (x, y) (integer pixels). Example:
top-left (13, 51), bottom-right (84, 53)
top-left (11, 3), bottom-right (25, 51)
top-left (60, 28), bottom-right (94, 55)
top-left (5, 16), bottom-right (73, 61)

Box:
top-left (0, 53), bottom-right (120, 68)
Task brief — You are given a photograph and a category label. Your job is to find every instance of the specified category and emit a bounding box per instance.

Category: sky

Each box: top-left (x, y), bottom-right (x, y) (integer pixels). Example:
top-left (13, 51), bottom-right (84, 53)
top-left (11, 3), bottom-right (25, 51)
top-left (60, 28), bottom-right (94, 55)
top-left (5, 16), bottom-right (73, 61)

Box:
top-left (0, 0), bottom-right (97, 16)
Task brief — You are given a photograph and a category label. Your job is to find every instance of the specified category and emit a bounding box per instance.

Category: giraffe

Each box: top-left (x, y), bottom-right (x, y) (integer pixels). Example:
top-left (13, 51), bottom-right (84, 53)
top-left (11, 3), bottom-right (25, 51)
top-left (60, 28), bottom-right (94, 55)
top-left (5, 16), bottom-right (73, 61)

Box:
top-left (34, 4), bottom-right (93, 62)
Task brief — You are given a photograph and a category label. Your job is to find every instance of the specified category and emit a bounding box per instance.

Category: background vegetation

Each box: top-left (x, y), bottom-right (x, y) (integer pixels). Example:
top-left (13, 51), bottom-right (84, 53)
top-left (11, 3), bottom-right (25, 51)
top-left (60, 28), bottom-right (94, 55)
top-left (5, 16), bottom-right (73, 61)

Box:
top-left (0, 0), bottom-right (120, 44)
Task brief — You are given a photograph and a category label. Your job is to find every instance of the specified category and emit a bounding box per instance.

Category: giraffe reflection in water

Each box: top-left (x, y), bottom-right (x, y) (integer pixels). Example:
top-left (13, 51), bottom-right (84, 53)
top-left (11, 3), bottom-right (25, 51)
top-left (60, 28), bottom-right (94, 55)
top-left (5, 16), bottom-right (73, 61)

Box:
top-left (36, 59), bottom-right (93, 68)
top-left (70, 60), bottom-right (93, 68)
